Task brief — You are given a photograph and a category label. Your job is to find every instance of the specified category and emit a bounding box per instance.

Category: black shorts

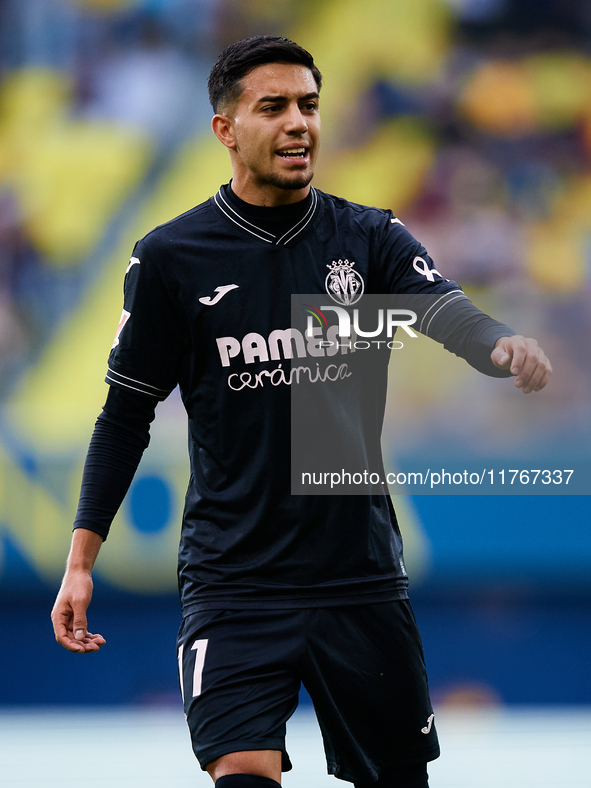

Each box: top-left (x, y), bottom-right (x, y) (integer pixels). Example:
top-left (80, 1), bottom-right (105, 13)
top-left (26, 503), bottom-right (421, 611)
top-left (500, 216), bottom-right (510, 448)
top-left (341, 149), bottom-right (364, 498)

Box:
top-left (177, 600), bottom-right (439, 784)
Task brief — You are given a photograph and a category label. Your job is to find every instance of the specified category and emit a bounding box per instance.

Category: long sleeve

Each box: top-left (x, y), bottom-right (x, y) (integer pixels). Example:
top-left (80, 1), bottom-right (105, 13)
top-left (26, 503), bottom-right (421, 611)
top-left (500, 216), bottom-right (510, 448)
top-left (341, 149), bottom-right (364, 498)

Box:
top-left (73, 386), bottom-right (157, 540)
top-left (379, 213), bottom-right (517, 376)
top-left (418, 294), bottom-right (516, 377)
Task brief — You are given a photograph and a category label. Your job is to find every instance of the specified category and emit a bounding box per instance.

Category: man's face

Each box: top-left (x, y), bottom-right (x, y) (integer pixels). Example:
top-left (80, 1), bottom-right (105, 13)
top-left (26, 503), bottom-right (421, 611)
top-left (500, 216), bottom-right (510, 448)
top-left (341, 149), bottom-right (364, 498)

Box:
top-left (218, 62), bottom-right (321, 205)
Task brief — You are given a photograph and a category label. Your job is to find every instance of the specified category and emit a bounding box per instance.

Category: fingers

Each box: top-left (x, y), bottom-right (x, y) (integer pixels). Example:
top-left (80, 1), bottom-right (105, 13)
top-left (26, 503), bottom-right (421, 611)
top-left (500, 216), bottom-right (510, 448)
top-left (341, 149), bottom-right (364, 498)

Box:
top-left (512, 339), bottom-right (552, 393)
top-left (492, 336), bottom-right (552, 393)
top-left (490, 339), bottom-right (517, 370)
top-left (51, 578), bottom-right (106, 653)
top-left (70, 631), bottom-right (106, 653)
top-left (62, 631), bottom-right (106, 654)
top-left (510, 338), bottom-right (537, 390)
top-left (518, 349), bottom-right (552, 393)
top-left (73, 608), bottom-right (88, 643)
top-left (53, 609), bottom-right (106, 653)
top-left (52, 615), bottom-right (92, 653)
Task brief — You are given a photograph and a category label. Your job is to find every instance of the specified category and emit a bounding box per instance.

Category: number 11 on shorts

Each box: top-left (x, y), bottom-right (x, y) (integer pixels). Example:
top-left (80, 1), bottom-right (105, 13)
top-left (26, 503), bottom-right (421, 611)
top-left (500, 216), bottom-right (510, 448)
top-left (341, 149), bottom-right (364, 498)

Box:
top-left (178, 638), bottom-right (209, 703)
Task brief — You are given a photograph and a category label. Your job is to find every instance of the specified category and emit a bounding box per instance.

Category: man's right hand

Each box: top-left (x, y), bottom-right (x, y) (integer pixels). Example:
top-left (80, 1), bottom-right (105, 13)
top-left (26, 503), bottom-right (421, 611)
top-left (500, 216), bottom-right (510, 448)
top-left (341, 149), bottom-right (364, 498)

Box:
top-left (51, 570), bottom-right (106, 653)
top-left (51, 528), bottom-right (106, 653)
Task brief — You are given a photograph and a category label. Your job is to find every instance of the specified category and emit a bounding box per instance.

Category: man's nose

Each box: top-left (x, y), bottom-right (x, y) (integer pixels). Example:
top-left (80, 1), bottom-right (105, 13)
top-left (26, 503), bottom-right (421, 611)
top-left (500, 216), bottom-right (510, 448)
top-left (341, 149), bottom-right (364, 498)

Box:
top-left (284, 103), bottom-right (307, 133)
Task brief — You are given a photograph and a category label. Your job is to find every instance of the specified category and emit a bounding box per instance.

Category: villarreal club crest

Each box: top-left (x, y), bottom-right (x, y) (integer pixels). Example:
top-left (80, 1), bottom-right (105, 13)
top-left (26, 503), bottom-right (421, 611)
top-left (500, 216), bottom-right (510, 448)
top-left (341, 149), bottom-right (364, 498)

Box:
top-left (325, 259), bottom-right (365, 306)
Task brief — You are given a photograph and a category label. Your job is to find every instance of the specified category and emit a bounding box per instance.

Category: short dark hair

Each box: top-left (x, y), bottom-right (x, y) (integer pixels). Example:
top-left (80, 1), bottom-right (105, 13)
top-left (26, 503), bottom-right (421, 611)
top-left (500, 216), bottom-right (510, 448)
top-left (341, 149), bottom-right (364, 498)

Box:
top-left (208, 35), bottom-right (322, 113)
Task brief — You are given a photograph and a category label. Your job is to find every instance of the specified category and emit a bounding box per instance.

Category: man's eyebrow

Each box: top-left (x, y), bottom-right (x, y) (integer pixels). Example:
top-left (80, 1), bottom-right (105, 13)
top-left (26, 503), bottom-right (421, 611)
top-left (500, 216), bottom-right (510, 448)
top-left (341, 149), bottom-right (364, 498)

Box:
top-left (256, 92), bottom-right (320, 104)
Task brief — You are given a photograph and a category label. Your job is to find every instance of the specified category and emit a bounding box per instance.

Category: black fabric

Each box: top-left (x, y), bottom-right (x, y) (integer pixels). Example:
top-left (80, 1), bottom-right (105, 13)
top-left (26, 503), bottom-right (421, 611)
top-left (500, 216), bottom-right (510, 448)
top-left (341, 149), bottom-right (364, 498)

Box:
top-left (216, 776), bottom-right (281, 788)
top-left (354, 763), bottom-right (429, 788)
top-left (178, 602), bottom-right (439, 782)
top-left (76, 186), bottom-right (518, 611)
top-left (222, 181), bottom-right (313, 239)
top-left (73, 387), bottom-right (156, 539)
top-left (414, 293), bottom-right (515, 376)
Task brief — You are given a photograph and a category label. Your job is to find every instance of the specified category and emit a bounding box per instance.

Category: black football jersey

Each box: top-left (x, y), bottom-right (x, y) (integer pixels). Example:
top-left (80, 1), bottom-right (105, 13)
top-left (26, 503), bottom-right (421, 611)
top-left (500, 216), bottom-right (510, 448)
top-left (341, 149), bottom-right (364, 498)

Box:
top-left (106, 185), bottom-right (509, 613)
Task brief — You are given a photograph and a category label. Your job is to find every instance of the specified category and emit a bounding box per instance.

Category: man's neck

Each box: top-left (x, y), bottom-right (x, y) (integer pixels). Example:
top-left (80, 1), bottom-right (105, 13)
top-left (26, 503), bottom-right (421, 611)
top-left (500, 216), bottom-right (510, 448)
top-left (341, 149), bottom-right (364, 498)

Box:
top-left (230, 177), bottom-right (311, 207)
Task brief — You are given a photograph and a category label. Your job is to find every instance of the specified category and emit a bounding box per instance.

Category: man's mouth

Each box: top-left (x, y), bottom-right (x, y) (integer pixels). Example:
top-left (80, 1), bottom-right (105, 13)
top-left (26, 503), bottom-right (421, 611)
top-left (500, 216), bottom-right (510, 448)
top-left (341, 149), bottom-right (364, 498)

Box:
top-left (277, 147), bottom-right (307, 159)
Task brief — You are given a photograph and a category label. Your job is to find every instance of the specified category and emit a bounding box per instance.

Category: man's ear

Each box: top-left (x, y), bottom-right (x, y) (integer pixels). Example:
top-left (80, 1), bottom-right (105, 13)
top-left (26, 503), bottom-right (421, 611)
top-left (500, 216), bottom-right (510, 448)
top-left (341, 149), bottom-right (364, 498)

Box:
top-left (212, 113), bottom-right (236, 150)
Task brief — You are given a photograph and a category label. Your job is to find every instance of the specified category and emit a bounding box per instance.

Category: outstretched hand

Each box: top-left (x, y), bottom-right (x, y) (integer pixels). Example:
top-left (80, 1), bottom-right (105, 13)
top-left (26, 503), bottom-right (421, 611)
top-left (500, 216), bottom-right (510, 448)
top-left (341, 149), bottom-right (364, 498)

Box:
top-left (491, 335), bottom-right (552, 393)
top-left (51, 570), bottom-right (106, 653)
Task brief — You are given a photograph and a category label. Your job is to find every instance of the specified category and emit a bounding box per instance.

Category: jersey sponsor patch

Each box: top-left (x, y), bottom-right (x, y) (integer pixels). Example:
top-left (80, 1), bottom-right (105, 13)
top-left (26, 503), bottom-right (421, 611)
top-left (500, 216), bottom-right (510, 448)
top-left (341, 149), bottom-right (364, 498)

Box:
top-left (325, 259), bottom-right (364, 306)
top-left (112, 309), bottom-right (131, 349)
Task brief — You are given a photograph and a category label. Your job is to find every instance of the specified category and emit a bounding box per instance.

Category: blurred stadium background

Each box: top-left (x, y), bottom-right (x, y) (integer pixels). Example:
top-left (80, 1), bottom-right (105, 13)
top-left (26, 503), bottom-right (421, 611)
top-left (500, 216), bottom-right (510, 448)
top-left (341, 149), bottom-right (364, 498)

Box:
top-left (0, 0), bottom-right (590, 785)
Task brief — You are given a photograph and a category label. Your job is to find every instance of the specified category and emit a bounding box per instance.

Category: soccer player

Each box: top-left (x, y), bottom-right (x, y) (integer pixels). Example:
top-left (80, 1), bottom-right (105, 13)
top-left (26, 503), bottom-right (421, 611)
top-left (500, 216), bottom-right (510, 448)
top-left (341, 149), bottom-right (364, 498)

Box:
top-left (51, 36), bottom-right (552, 788)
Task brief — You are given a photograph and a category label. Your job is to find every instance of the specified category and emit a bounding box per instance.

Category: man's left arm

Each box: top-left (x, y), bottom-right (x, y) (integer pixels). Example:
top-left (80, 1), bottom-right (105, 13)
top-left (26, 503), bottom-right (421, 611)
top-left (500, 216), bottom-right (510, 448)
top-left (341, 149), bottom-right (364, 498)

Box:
top-left (380, 216), bottom-right (552, 392)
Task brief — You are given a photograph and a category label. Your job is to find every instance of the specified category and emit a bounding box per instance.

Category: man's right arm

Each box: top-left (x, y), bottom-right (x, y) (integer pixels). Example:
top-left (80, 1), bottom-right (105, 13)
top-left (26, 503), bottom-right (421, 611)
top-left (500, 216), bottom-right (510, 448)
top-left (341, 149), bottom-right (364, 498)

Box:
top-left (51, 386), bottom-right (157, 652)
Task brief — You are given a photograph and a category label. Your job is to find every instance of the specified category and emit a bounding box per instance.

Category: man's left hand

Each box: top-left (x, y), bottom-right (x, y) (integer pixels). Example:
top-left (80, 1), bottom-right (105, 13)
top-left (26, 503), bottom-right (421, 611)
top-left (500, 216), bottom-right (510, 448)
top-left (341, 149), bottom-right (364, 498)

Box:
top-left (491, 335), bottom-right (552, 393)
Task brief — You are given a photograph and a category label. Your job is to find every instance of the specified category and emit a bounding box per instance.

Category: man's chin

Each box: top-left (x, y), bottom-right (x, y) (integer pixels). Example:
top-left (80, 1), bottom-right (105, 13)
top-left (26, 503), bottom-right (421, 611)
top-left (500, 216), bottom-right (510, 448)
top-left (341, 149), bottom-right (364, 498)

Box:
top-left (268, 172), bottom-right (314, 191)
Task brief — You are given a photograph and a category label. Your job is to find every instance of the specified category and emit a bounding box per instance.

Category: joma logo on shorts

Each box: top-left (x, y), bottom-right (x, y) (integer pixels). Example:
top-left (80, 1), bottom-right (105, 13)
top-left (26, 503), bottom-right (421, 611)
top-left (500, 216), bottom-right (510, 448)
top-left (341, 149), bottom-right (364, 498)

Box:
top-left (421, 714), bottom-right (434, 734)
